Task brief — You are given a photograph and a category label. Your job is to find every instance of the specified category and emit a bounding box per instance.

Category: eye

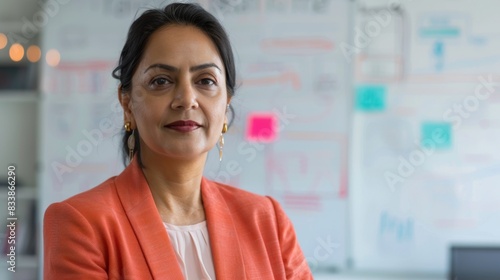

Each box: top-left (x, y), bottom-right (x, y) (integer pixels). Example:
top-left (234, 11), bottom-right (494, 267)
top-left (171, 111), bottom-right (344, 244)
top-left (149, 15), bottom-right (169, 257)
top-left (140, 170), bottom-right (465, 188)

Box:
top-left (151, 77), bottom-right (170, 86)
top-left (198, 78), bottom-right (216, 86)
top-left (148, 76), bottom-right (172, 90)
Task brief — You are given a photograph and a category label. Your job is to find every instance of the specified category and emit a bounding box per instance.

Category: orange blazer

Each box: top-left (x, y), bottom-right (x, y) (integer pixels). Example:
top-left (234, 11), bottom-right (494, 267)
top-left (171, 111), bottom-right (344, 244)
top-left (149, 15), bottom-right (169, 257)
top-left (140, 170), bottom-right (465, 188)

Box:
top-left (43, 157), bottom-right (313, 280)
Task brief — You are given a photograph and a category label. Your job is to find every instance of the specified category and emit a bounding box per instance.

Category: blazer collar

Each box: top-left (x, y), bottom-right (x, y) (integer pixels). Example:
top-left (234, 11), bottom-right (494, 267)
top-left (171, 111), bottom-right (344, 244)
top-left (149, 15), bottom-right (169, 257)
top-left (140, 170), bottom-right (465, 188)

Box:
top-left (114, 156), bottom-right (184, 279)
top-left (114, 156), bottom-right (246, 279)
top-left (201, 177), bottom-right (246, 279)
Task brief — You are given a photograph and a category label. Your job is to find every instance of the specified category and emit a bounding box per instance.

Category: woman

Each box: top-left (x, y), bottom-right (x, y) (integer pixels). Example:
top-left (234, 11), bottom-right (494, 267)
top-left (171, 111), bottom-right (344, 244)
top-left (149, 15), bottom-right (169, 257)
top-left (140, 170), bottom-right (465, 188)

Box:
top-left (44, 3), bottom-right (312, 279)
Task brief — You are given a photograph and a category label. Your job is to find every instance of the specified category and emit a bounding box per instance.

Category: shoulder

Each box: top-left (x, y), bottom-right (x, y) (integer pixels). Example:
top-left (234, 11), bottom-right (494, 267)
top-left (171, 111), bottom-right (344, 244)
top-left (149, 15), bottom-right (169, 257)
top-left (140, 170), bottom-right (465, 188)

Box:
top-left (44, 176), bottom-right (120, 220)
top-left (205, 179), bottom-right (284, 221)
top-left (209, 179), bottom-right (274, 206)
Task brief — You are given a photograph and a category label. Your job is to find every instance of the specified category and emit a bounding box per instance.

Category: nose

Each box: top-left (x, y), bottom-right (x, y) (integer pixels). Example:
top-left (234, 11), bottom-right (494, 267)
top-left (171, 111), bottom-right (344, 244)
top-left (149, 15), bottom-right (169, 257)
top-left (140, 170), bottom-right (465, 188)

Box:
top-left (171, 79), bottom-right (199, 110)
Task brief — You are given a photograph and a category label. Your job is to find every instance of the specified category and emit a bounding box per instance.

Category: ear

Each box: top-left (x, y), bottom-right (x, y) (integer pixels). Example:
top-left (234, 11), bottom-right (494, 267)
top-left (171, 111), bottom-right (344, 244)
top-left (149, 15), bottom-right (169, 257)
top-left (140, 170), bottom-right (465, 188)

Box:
top-left (118, 86), bottom-right (135, 128)
top-left (225, 97), bottom-right (232, 123)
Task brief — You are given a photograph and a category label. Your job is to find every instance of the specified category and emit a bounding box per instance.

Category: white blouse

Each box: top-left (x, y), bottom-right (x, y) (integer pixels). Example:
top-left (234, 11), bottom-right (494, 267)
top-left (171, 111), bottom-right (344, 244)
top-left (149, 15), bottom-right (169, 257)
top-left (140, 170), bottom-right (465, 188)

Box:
top-left (164, 221), bottom-right (216, 280)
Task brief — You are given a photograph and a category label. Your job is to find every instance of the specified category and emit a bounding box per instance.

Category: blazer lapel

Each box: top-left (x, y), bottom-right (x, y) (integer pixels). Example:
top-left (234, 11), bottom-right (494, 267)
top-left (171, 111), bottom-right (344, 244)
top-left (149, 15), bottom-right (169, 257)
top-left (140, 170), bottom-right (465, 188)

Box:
top-left (114, 156), bottom-right (185, 279)
top-left (202, 178), bottom-right (246, 279)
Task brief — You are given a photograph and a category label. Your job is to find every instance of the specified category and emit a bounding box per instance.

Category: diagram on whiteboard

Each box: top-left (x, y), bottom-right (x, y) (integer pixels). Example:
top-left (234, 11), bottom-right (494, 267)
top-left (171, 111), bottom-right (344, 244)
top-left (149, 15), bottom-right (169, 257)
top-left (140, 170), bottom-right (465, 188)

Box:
top-left (352, 0), bottom-right (500, 273)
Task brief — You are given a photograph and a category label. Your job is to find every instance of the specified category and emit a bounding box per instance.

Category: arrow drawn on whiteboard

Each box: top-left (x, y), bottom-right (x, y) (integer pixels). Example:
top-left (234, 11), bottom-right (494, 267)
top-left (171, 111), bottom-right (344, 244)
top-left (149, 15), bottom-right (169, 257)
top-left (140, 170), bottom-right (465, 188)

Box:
top-left (242, 71), bottom-right (301, 90)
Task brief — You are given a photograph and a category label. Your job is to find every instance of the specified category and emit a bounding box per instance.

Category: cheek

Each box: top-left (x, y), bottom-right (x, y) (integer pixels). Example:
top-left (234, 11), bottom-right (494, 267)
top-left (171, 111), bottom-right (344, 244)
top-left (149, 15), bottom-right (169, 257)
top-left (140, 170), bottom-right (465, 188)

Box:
top-left (130, 94), bottom-right (162, 128)
top-left (130, 88), bottom-right (148, 112)
top-left (208, 110), bottom-right (226, 137)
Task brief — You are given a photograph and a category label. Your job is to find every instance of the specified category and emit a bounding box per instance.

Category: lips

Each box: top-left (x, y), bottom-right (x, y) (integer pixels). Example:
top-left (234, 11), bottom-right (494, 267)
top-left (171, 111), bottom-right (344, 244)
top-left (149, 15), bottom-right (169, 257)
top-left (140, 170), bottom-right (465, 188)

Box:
top-left (164, 120), bottom-right (201, 132)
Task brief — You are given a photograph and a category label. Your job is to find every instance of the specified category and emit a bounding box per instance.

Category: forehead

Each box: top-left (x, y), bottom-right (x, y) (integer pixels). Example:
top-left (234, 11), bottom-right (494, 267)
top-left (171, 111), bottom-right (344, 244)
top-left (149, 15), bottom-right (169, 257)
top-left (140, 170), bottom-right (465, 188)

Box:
top-left (140, 24), bottom-right (223, 68)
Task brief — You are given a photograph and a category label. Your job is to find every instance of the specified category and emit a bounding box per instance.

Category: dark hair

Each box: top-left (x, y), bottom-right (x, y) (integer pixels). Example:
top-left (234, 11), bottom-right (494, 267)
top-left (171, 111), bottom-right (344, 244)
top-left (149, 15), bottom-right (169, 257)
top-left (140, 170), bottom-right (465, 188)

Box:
top-left (112, 3), bottom-right (236, 167)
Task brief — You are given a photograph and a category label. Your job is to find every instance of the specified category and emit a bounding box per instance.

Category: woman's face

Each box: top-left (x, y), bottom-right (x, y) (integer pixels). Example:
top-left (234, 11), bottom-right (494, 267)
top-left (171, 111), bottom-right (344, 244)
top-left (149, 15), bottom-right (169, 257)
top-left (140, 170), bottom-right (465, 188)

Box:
top-left (120, 24), bottom-right (229, 161)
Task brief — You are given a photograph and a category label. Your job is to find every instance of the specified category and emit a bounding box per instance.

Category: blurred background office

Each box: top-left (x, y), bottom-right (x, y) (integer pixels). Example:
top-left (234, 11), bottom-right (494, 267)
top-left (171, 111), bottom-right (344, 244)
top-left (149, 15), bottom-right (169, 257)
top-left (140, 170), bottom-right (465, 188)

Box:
top-left (1, 0), bottom-right (499, 279)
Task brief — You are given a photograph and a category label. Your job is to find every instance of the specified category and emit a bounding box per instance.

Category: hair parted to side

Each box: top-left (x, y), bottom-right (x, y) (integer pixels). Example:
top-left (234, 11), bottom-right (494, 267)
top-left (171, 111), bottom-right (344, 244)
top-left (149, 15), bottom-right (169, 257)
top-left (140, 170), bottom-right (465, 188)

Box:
top-left (112, 2), bottom-right (236, 167)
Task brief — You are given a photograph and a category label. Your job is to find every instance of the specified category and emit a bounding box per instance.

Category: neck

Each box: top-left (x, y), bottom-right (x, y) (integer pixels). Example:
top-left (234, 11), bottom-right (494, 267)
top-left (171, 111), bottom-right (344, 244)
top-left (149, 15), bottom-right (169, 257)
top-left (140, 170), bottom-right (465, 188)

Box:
top-left (139, 147), bottom-right (207, 225)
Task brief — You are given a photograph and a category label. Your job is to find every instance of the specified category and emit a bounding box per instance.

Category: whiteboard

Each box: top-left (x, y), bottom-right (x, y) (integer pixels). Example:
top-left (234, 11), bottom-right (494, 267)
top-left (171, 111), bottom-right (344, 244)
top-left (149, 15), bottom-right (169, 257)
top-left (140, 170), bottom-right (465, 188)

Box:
top-left (39, 0), bottom-right (353, 272)
top-left (351, 0), bottom-right (500, 274)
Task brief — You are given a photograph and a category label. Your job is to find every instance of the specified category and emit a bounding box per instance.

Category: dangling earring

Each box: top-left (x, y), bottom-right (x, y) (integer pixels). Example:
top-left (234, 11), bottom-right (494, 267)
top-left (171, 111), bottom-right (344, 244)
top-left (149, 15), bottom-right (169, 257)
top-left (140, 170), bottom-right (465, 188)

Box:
top-left (124, 122), bottom-right (135, 163)
top-left (128, 131), bottom-right (135, 163)
top-left (218, 123), bottom-right (228, 162)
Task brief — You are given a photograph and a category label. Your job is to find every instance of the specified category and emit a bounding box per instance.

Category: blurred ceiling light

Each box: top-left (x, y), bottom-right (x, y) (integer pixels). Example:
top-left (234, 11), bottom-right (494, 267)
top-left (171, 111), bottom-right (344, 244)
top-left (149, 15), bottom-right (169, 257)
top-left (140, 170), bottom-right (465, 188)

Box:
top-left (0, 33), bottom-right (7, 50)
top-left (9, 43), bottom-right (24, 62)
top-left (46, 49), bottom-right (60, 67)
top-left (27, 45), bottom-right (42, 62)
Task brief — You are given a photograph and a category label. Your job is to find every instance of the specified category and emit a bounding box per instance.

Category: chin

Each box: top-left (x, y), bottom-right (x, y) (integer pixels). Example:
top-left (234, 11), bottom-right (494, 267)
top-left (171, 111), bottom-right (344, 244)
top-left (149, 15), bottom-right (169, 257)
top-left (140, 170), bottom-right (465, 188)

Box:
top-left (161, 148), bottom-right (208, 160)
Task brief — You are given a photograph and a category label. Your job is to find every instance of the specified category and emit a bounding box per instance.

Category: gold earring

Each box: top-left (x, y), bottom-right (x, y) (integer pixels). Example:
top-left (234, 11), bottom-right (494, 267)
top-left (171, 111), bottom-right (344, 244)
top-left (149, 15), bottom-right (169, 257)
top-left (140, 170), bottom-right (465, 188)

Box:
top-left (127, 130), bottom-right (135, 163)
top-left (124, 122), bottom-right (131, 132)
top-left (218, 133), bottom-right (224, 162)
top-left (218, 122), bottom-right (227, 162)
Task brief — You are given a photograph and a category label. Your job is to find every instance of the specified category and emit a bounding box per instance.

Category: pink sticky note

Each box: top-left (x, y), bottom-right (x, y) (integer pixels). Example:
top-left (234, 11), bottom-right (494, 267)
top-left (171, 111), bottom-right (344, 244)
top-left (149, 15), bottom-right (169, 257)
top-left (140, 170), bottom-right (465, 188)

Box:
top-left (246, 113), bottom-right (278, 143)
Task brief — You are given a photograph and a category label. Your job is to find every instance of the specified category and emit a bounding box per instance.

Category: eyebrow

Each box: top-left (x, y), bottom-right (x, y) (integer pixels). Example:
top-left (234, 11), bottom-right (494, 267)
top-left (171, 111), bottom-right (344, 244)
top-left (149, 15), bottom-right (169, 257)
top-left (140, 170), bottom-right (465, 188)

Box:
top-left (143, 63), bottom-right (222, 74)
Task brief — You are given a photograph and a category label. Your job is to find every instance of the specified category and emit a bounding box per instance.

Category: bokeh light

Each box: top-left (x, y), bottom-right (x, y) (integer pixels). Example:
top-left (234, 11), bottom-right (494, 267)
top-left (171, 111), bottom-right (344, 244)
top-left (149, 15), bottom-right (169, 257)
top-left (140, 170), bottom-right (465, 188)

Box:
top-left (27, 45), bottom-right (42, 63)
top-left (0, 33), bottom-right (7, 50)
top-left (46, 49), bottom-right (60, 67)
top-left (9, 43), bottom-right (24, 62)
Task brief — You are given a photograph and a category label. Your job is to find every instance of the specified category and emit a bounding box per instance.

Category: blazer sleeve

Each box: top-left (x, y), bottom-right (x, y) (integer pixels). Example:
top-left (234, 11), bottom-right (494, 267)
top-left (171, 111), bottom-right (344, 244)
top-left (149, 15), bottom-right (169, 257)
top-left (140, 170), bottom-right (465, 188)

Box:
top-left (267, 196), bottom-right (314, 280)
top-left (43, 202), bottom-right (108, 280)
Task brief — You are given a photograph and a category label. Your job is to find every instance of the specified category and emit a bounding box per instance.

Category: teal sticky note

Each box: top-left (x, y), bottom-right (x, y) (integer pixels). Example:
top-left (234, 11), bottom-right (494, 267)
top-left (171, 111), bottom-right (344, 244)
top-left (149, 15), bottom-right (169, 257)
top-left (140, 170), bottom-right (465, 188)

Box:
top-left (421, 122), bottom-right (452, 149)
top-left (420, 28), bottom-right (460, 38)
top-left (355, 85), bottom-right (386, 112)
